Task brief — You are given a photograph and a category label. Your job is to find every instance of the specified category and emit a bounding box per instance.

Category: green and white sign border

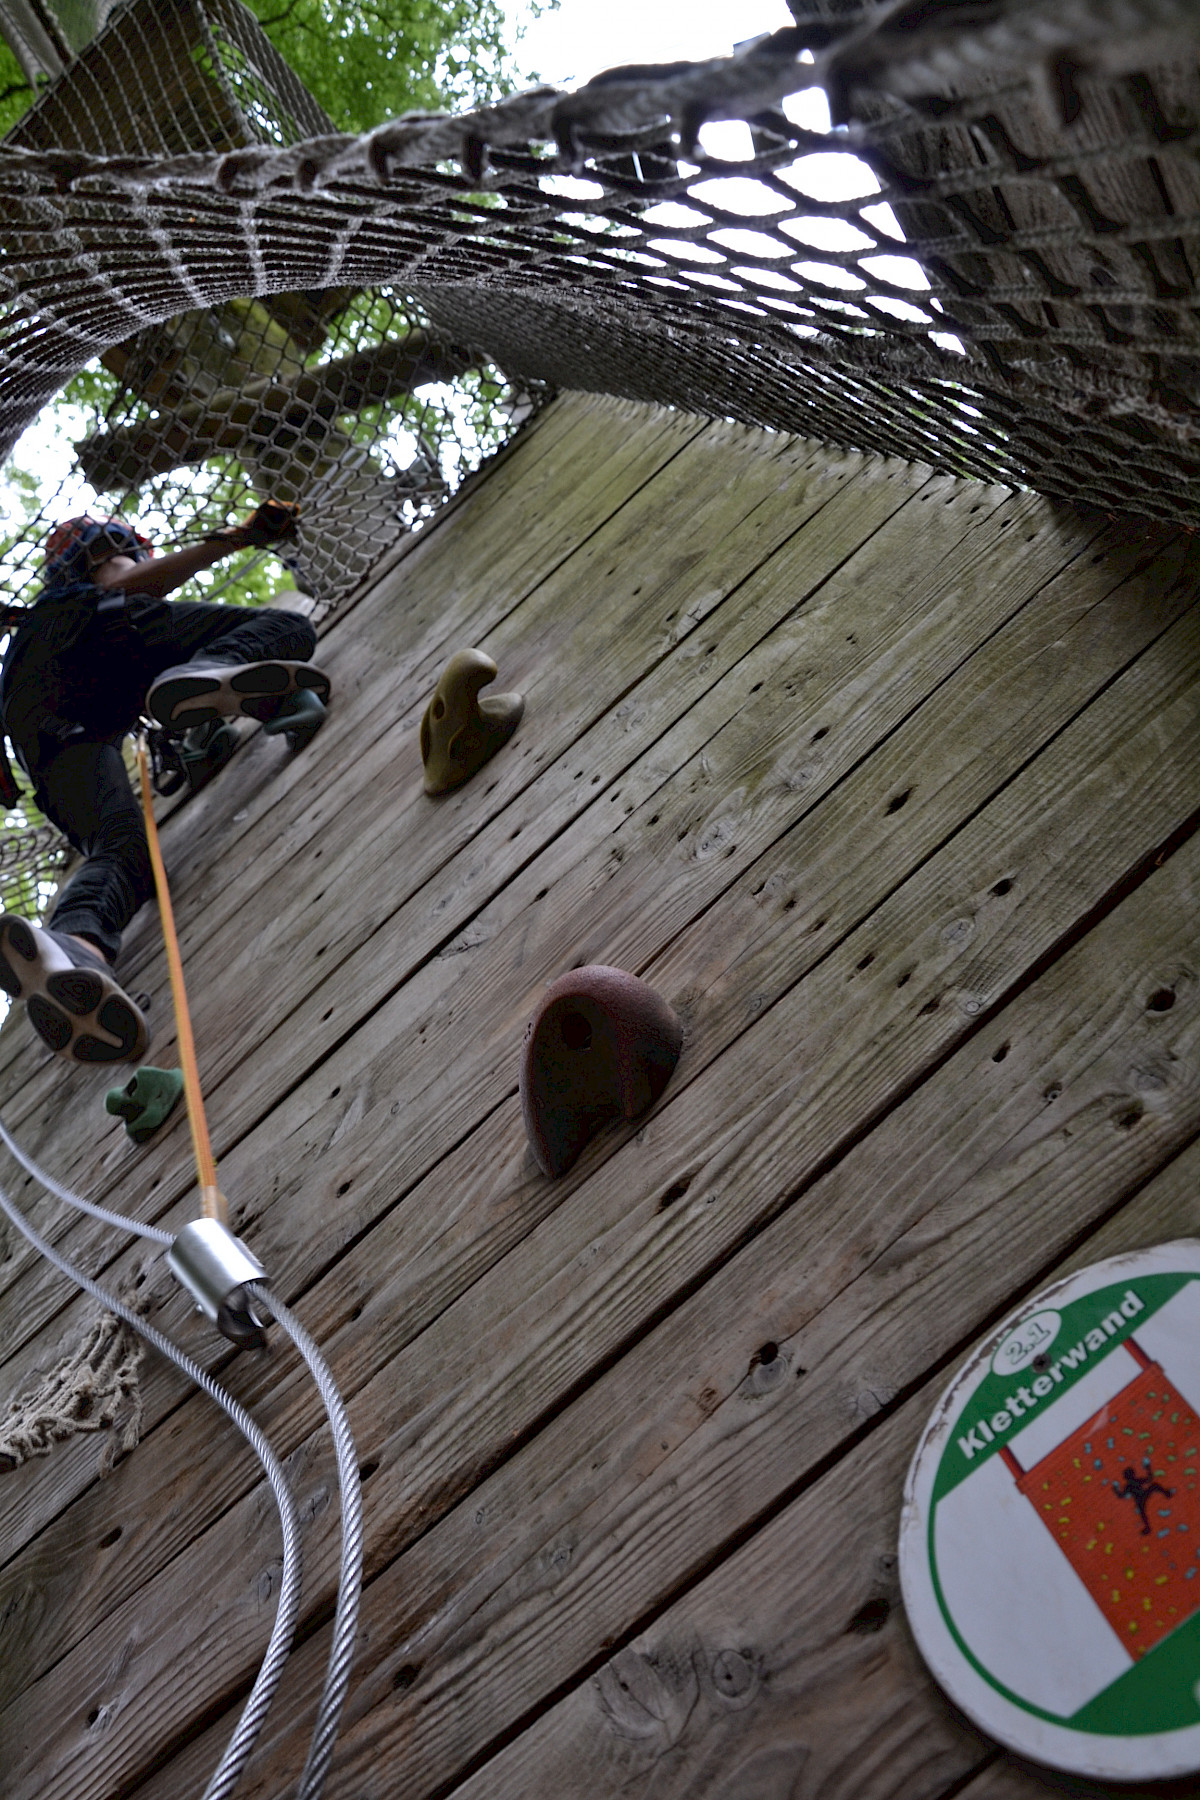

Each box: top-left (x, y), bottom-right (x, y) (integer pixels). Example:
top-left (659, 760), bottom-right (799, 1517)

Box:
top-left (899, 1240), bottom-right (1200, 1779)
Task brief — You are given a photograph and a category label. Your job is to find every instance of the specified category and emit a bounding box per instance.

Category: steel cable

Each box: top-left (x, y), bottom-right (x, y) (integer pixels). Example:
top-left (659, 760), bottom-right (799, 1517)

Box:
top-left (0, 1114), bottom-right (174, 1243)
top-left (0, 1177), bottom-right (303, 1800)
top-left (248, 1283), bottom-right (364, 1800)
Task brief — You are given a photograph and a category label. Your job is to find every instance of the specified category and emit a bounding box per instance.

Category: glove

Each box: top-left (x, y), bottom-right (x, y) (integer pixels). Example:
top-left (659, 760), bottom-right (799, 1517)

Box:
top-left (212, 499), bottom-right (301, 550)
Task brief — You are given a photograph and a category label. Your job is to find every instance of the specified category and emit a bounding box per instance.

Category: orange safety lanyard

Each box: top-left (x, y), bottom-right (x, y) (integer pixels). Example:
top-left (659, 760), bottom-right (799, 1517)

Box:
top-left (135, 736), bottom-right (225, 1223)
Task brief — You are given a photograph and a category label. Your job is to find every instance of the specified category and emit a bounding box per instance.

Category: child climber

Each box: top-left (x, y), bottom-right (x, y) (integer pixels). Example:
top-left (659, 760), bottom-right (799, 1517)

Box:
top-left (0, 503), bottom-right (330, 1064)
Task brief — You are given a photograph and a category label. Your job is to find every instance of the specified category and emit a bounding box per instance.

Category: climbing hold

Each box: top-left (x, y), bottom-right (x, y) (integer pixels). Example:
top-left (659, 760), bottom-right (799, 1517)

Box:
top-left (520, 965), bottom-right (683, 1177)
top-left (420, 648), bottom-right (524, 795)
top-left (105, 1066), bottom-right (185, 1145)
top-left (262, 686), bottom-right (327, 751)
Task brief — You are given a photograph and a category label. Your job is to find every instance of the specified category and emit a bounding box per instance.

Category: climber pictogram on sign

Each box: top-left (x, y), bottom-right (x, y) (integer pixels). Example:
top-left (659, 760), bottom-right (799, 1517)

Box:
top-left (1008, 1353), bottom-right (1200, 1661)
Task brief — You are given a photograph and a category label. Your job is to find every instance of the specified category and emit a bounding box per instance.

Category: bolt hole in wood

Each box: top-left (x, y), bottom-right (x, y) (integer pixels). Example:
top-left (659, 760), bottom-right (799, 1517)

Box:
top-left (886, 788), bottom-right (912, 814)
top-left (99, 1526), bottom-right (122, 1548)
top-left (560, 1010), bottom-right (593, 1051)
top-left (845, 1596), bottom-right (891, 1635)
top-left (359, 1459), bottom-right (380, 1482)
top-left (857, 952), bottom-right (875, 971)
top-left (337, 1180), bottom-right (352, 1196)
top-left (755, 1341), bottom-right (778, 1367)
top-left (810, 726), bottom-right (828, 742)
top-left (992, 1041), bottom-right (1010, 1063)
top-left (658, 1175), bottom-right (693, 1212)
top-left (87, 1708), bottom-right (101, 1728)
top-left (991, 877), bottom-right (1014, 896)
top-left (392, 1663), bottom-right (420, 1692)
top-left (1147, 985), bottom-right (1176, 1011)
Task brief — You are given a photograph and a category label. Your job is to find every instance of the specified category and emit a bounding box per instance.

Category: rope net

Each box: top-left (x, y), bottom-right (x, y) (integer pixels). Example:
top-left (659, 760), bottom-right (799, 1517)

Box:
top-left (2, 0), bottom-right (1199, 896)
top-left (0, 0), bottom-right (536, 621)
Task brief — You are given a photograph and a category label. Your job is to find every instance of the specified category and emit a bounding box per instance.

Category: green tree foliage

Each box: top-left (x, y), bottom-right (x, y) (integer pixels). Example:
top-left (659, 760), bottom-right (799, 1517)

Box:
top-left (0, 41), bottom-right (30, 135)
top-left (0, 2), bottom-right (546, 143)
top-left (243, 0), bottom-right (536, 132)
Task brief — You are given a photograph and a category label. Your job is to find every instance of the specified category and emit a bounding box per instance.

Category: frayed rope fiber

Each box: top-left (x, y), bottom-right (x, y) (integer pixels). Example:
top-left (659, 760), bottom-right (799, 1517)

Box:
top-left (0, 1308), bottom-right (144, 1474)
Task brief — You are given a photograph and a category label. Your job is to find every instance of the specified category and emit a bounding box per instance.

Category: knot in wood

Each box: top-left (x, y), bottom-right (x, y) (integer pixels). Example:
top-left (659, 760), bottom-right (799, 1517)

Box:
top-left (711, 1647), bottom-right (756, 1701)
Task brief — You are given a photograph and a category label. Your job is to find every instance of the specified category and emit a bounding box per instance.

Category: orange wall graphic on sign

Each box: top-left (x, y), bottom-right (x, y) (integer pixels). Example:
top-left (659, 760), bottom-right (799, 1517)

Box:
top-left (1004, 1347), bottom-right (1200, 1660)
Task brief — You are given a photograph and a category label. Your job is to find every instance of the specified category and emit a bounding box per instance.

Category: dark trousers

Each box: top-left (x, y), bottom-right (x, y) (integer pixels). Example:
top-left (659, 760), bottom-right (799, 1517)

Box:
top-left (5, 598), bottom-right (317, 962)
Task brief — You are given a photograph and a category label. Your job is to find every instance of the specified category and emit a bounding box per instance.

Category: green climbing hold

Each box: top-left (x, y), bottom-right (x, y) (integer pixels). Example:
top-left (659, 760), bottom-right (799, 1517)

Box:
top-left (262, 687), bottom-right (327, 750)
top-left (105, 1067), bottom-right (185, 1145)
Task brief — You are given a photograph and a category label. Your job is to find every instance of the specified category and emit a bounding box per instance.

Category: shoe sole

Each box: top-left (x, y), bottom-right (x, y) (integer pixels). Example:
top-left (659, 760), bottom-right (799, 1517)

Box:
top-left (0, 917), bottom-right (149, 1064)
top-left (148, 662), bottom-right (331, 731)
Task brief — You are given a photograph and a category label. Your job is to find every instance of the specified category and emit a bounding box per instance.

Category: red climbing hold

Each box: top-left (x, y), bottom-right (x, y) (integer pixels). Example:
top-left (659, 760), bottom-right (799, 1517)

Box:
top-left (520, 965), bottom-right (683, 1177)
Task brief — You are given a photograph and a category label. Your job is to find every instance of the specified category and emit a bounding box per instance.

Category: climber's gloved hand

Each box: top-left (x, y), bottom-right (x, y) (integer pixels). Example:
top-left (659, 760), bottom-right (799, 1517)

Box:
top-left (210, 499), bottom-right (301, 550)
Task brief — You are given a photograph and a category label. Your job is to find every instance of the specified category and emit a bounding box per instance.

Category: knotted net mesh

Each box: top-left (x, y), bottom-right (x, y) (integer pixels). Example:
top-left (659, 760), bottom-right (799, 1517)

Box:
top-left (2, 0), bottom-right (1199, 899)
top-left (0, 0), bottom-right (535, 622)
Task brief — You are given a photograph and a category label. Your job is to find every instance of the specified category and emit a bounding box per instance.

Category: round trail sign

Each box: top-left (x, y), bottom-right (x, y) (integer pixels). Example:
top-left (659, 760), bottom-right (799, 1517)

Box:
top-left (899, 1242), bottom-right (1200, 1779)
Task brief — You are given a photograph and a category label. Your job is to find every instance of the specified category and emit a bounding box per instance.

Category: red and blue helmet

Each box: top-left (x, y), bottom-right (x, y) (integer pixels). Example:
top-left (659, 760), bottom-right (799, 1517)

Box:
top-left (43, 516), bottom-right (154, 582)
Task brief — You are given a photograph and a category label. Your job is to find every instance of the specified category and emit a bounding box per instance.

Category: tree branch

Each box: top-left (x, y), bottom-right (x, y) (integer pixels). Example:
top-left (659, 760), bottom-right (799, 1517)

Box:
top-left (255, 0), bottom-right (309, 33)
top-left (76, 331), bottom-right (476, 488)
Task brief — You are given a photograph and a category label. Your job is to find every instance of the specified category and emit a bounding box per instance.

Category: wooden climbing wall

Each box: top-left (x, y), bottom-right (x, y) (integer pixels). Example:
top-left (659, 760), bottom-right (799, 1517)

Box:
top-left (1, 391), bottom-right (1200, 1799)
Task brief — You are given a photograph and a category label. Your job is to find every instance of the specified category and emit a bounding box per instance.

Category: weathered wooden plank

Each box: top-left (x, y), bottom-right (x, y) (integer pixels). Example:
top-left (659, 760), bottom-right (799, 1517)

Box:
top-left (447, 1143), bottom-right (1200, 1800)
top-left (0, 498), bottom-right (1174, 1679)
top-left (9, 537), bottom-right (1200, 1797)
top-left (0, 404), bottom-right (828, 1324)
top-left (0, 436), bottom-right (926, 1380)
top-left (2, 457), bottom-right (1108, 1346)
top-left (123, 810), bottom-right (1200, 1800)
top-left (0, 393), bottom-right (705, 1107)
top-left (0, 410), bottom-right (878, 1203)
top-left (0, 469), bottom-right (1106, 1585)
top-left (0, 395), bottom-right (695, 1192)
top-left (450, 1393), bottom-right (985, 1800)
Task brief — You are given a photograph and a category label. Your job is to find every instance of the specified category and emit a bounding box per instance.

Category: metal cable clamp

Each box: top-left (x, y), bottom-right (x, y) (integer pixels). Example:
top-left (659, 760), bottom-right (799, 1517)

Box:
top-left (167, 1217), bottom-right (269, 1349)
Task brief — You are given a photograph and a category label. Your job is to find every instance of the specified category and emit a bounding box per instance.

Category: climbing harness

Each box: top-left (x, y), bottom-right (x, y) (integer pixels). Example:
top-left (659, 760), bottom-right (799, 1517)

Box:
top-left (147, 719), bottom-right (240, 798)
top-left (0, 729), bottom-right (362, 1798)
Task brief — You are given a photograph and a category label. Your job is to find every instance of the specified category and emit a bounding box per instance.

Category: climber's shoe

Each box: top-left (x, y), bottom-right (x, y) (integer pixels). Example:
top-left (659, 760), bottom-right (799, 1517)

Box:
top-left (0, 916), bottom-right (150, 1064)
top-left (146, 658), bottom-right (331, 732)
